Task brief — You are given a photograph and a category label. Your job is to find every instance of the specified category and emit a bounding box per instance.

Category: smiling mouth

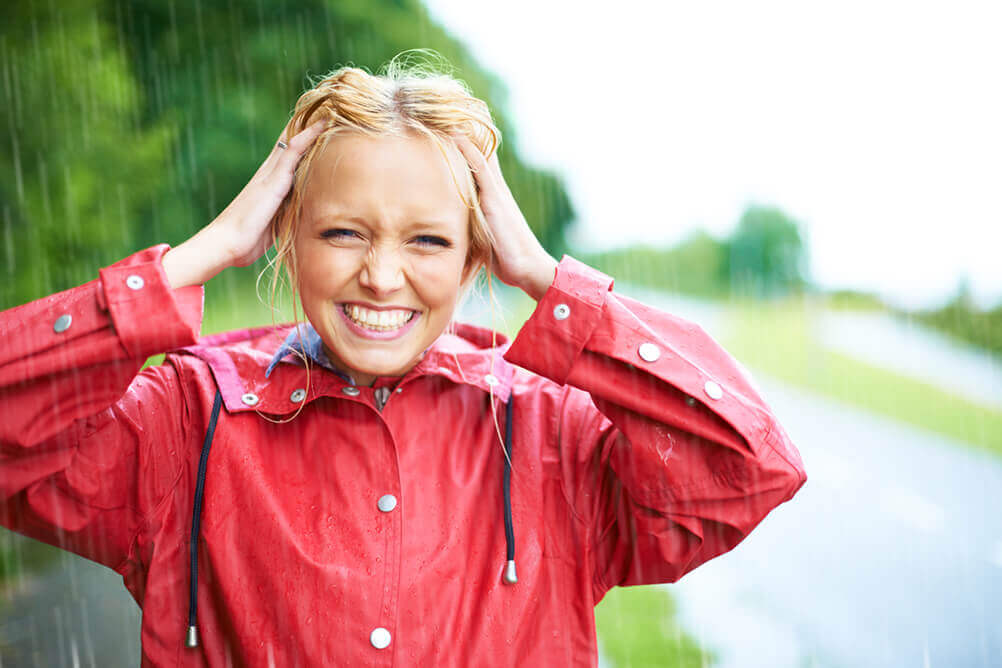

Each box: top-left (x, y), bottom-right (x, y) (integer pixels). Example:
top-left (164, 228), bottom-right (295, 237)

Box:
top-left (341, 304), bottom-right (417, 332)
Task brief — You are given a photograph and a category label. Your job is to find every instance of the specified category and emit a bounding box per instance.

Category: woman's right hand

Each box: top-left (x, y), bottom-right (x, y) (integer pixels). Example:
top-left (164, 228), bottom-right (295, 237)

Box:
top-left (161, 119), bottom-right (328, 289)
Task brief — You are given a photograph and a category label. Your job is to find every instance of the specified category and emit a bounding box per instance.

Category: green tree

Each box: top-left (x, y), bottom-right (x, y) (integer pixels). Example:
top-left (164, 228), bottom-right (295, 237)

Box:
top-left (1, 0), bottom-right (573, 308)
top-left (725, 205), bottom-right (808, 297)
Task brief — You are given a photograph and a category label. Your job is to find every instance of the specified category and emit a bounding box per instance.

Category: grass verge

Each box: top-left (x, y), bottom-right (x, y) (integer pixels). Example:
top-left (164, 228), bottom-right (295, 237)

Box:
top-left (721, 299), bottom-right (1002, 456)
top-left (595, 586), bottom-right (715, 668)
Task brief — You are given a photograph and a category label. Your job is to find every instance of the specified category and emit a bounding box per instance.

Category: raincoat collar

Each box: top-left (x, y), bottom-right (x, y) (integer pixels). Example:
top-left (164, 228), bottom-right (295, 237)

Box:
top-left (264, 322), bottom-right (353, 383)
top-left (176, 321), bottom-right (516, 415)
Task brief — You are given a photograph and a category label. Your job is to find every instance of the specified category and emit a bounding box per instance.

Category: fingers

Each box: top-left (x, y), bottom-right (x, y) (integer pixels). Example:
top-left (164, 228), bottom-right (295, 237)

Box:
top-left (272, 119), bottom-right (328, 174)
top-left (454, 136), bottom-right (500, 195)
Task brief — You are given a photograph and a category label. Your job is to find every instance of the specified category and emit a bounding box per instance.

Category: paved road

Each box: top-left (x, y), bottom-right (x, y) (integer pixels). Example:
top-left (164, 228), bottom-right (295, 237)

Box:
top-left (669, 374), bottom-right (1002, 668)
top-left (0, 548), bottom-right (140, 667)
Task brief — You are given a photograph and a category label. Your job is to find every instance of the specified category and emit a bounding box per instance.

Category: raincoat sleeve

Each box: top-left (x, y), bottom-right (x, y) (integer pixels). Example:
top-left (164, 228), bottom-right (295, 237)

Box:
top-left (0, 244), bottom-right (203, 570)
top-left (504, 255), bottom-right (807, 598)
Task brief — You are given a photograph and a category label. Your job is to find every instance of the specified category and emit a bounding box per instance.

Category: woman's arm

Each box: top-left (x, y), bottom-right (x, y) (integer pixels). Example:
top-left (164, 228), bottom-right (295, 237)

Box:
top-left (0, 119), bottom-right (325, 567)
top-left (504, 257), bottom-right (807, 596)
top-left (457, 135), bottom-right (807, 597)
top-left (0, 245), bottom-right (201, 568)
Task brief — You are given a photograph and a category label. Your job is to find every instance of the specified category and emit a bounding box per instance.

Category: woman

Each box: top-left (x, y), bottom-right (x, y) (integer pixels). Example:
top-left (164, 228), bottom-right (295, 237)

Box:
top-left (0, 57), bottom-right (806, 666)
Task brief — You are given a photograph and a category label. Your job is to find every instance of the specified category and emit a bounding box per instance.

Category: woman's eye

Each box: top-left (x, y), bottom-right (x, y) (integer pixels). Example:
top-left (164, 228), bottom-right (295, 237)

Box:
top-left (413, 235), bottom-right (451, 248)
top-left (321, 229), bottom-right (359, 241)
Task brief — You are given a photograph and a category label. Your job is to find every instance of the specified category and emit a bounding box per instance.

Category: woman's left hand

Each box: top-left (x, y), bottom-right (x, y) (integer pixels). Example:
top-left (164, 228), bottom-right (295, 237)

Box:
top-left (454, 137), bottom-right (558, 302)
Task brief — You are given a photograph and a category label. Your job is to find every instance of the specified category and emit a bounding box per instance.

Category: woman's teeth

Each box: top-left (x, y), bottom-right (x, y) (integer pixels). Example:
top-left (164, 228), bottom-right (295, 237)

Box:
top-left (343, 304), bottom-right (415, 331)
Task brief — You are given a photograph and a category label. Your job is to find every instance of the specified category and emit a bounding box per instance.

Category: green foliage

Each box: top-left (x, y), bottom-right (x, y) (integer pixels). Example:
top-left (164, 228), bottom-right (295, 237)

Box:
top-left (913, 283), bottom-right (1002, 358)
top-left (581, 204), bottom-right (808, 300)
top-left (725, 205), bottom-right (808, 297)
top-left (595, 586), bottom-right (716, 667)
top-left (823, 289), bottom-right (889, 312)
top-left (0, 0), bottom-right (572, 308)
top-left (581, 231), bottom-right (729, 298)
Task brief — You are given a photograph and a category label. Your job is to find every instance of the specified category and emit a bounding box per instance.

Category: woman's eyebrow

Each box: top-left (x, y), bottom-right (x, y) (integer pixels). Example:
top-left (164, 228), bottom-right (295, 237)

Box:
top-left (312, 213), bottom-right (457, 231)
top-left (311, 213), bottom-right (366, 226)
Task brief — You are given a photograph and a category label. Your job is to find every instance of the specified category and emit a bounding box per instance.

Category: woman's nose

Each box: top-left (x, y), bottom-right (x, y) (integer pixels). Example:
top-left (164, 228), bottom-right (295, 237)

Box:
top-left (358, 247), bottom-right (405, 297)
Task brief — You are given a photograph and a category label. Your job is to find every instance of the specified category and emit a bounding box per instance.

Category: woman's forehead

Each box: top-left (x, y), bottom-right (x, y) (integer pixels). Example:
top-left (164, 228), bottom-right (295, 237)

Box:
top-left (303, 131), bottom-right (473, 225)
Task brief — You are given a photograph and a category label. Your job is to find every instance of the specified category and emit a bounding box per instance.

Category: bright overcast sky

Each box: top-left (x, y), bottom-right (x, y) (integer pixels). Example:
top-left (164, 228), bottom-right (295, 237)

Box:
top-left (423, 0), bottom-right (1001, 309)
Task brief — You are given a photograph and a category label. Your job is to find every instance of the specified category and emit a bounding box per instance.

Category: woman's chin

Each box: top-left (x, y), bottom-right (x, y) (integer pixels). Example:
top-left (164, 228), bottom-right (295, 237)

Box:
top-left (332, 349), bottom-right (422, 384)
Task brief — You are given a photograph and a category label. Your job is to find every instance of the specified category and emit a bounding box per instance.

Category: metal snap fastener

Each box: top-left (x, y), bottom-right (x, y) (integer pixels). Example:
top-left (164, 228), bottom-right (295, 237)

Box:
top-left (377, 494), bottom-right (398, 512)
top-left (685, 396), bottom-right (697, 407)
top-left (370, 627), bottom-right (391, 649)
top-left (241, 393), bottom-right (259, 406)
top-left (395, 388), bottom-right (403, 393)
top-left (484, 374), bottom-right (499, 387)
top-left (637, 342), bottom-right (661, 362)
top-left (125, 274), bottom-right (145, 290)
top-left (53, 314), bottom-right (72, 333)
top-left (341, 386), bottom-right (360, 397)
top-left (704, 380), bottom-right (723, 400)
top-left (289, 388), bottom-right (306, 403)
top-left (553, 303), bottom-right (571, 320)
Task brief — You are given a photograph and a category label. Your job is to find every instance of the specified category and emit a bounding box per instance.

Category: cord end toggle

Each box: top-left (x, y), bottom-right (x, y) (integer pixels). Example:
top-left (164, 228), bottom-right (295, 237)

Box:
top-left (503, 559), bottom-right (518, 584)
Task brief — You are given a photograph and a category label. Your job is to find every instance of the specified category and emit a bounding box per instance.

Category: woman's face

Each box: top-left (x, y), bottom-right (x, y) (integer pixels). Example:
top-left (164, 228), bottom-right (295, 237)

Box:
top-left (294, 131), bottom-right (474, 386)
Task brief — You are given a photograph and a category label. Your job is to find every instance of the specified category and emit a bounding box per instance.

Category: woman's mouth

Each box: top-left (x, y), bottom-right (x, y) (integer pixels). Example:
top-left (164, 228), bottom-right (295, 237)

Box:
top-left (338, 303), bottom-right (420, 340)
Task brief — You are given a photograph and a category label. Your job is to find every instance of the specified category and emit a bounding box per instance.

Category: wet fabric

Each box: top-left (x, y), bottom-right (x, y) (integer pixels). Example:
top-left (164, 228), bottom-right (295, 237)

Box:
top-left (0, 244), bottom-right (807, 667)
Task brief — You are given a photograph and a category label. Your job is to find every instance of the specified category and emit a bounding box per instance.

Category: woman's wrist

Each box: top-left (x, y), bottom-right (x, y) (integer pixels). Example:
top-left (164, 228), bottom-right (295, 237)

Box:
top-left (519, 254), bottom-right (559, 302)
top-left (162, 225), bottom-right (233, 289)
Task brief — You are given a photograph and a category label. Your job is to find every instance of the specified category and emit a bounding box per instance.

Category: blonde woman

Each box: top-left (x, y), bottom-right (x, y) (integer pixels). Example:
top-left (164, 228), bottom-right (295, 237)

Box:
top-left (0, 54), bottom-right (806, 666)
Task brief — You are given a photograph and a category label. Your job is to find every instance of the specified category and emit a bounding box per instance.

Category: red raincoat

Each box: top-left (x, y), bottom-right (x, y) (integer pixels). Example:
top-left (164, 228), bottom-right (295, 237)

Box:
top-left (0, 244), bottom-right (806, 666)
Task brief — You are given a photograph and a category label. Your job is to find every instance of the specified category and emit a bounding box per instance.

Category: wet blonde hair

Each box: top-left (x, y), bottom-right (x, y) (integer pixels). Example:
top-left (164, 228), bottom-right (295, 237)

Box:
top-left (265, 50), bottom-right (500, 314)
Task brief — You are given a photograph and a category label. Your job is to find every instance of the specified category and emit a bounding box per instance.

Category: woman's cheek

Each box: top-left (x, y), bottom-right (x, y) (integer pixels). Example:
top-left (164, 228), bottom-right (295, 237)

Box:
top-left (410, 254), bottom-right (465, 304)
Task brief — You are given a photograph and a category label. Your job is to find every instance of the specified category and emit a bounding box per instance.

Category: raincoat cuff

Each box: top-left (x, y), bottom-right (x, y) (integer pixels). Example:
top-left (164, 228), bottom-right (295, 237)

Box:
top-left (98, 244), bottom-right (204, 359)
top-left (504, 255), bottom-right (613, 385)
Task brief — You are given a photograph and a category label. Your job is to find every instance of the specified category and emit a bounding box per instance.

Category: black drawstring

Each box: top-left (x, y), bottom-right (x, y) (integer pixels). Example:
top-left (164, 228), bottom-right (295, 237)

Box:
top-left (502, 397), bottom-right (517, 584)
top-left (187, 389), bottom-right (223, 648)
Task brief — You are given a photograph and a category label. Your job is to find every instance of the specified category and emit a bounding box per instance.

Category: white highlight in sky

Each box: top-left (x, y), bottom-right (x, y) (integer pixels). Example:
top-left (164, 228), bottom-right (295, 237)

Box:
top-left (423, 0), bottom-right (1002, 309)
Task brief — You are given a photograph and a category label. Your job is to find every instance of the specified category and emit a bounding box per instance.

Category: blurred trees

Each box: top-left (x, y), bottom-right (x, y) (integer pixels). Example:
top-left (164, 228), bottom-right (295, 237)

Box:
top-left (725, 205), bottom-right (808, 297)
top-left (915, 281), bottom-right (1002, 357)
top-left (583, 204), bottom-right (809, 299)
top-left (0, 0), bottom-right (573, 308)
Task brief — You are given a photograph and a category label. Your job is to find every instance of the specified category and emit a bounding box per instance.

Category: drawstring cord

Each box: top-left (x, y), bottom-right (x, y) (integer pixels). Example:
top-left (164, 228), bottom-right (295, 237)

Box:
top-left (185, 387), bottom-right (516, 649)
top-left (502, 396), bottom-right (517, 584)
top-left (186, 389), bottom-right (223, 648)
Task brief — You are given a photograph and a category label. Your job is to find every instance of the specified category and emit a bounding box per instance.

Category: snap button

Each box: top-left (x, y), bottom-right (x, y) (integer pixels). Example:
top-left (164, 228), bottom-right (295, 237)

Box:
top-left (53, 314), bottom-right (72, 333)
top-left (125, 274), bottom-right (145, 290)
top-left (289, 388), bottom-right (306, 403)
top-left (341, 386), bottom-right (360, 397)
top-left (241, 393), bottom-right (259, 406)
top-left (703, 380), bottom-right (723, 400)
top-left (553, 303), bottom-right (571, 320)
top-left (370, 627), bottom-right (391, 649)
top-left (377, 494), bottom-right (398, 512)
top-left (637, 342), bottom-right (661, 362)
top-left (685, 396), bottom-right (697, 407)
top-left (395, 388), bottom-right (403, 393)
top-left (484, 374), bottom-right (499, 387)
